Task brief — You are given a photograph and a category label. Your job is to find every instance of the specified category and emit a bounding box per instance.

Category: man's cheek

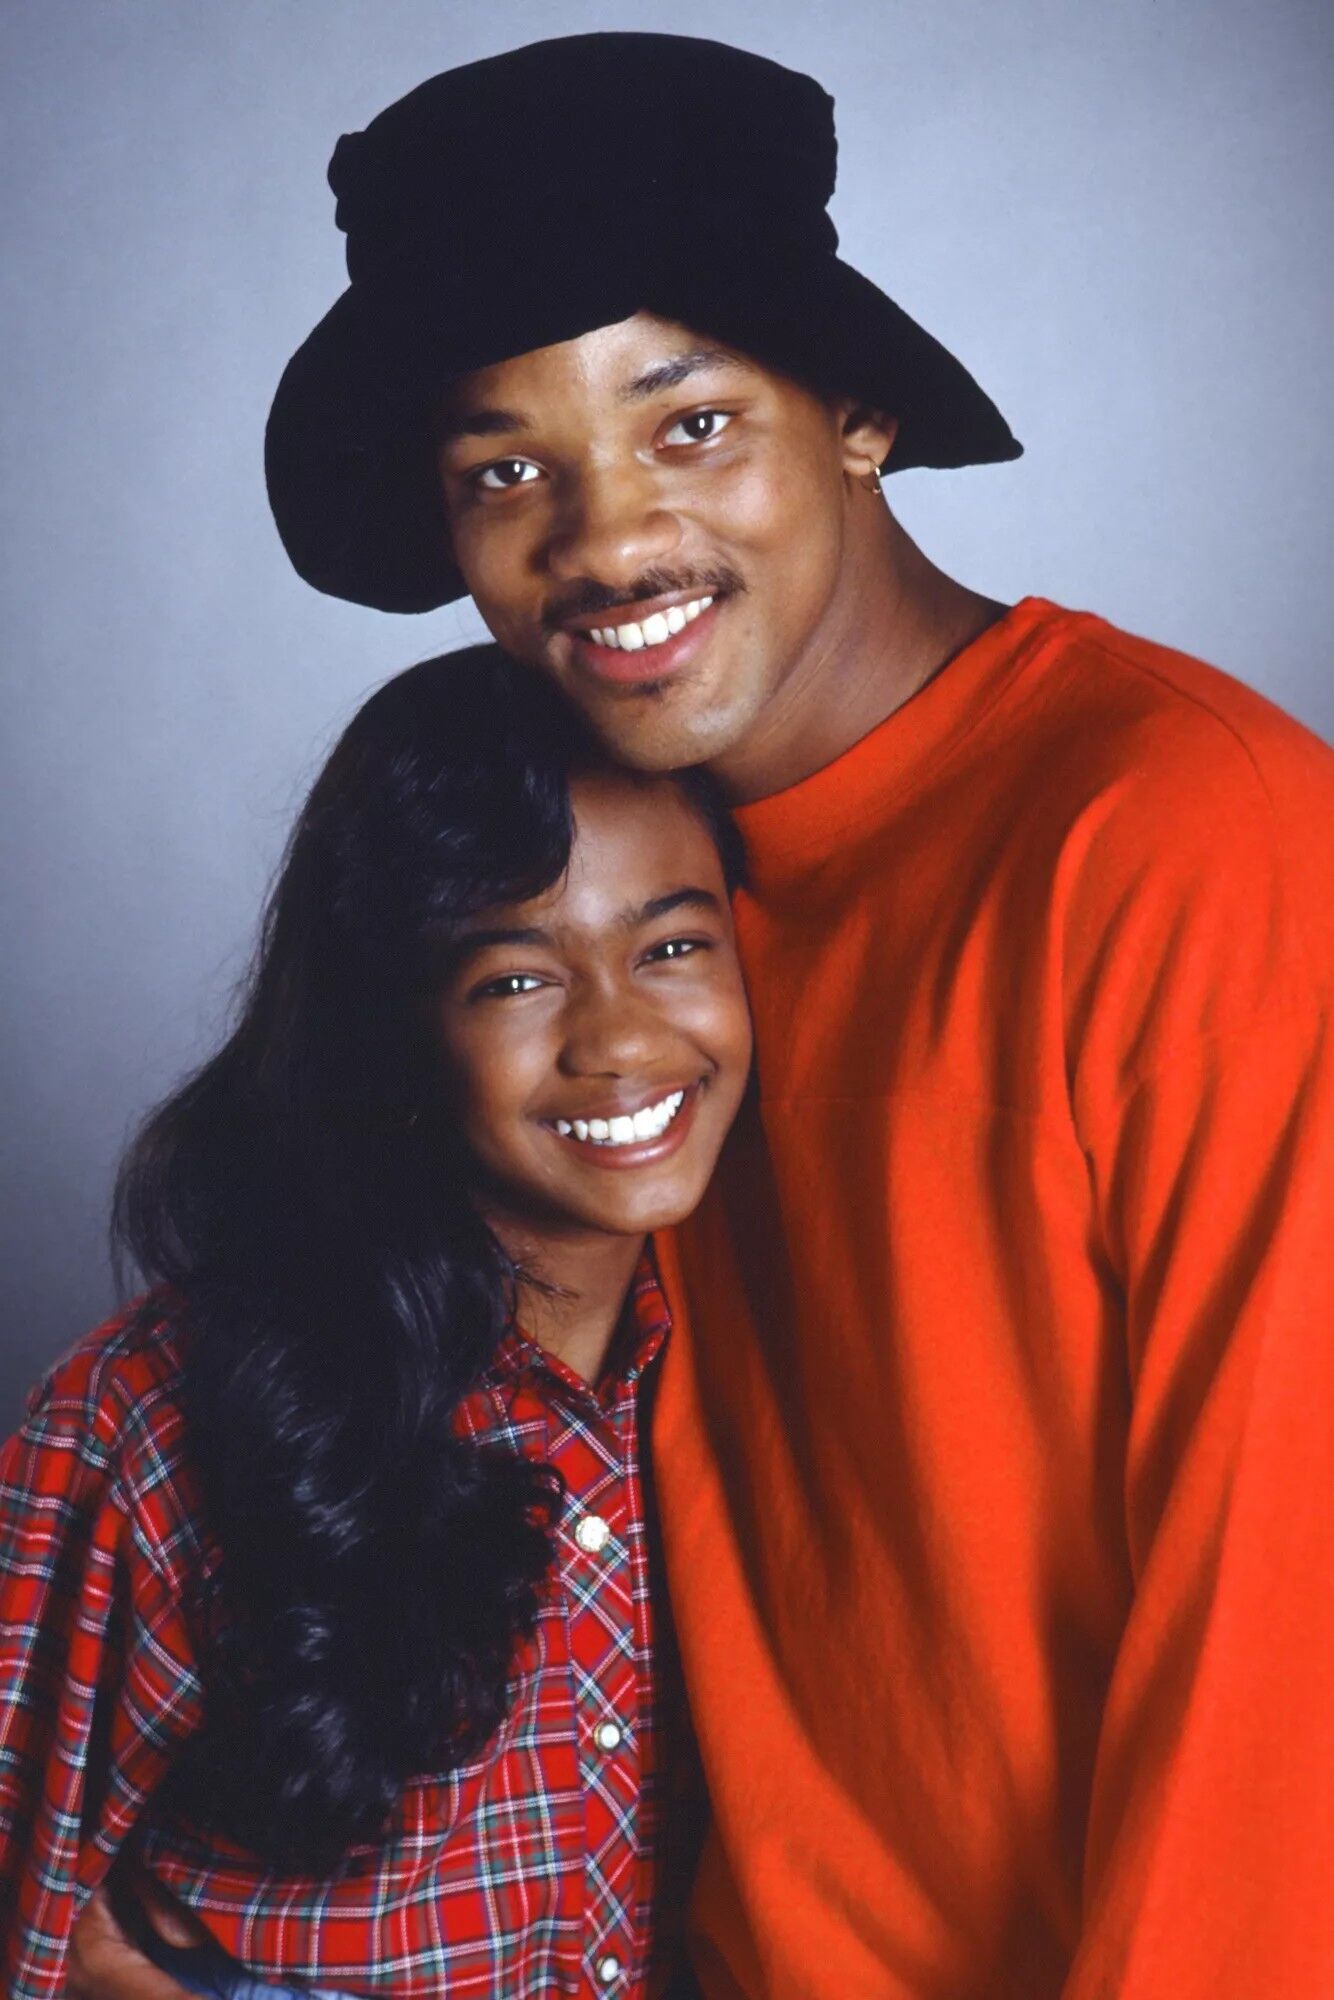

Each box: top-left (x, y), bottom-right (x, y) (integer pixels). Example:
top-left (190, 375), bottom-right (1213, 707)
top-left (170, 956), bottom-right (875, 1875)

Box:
top-left (466, 579), bottom-right (533, 646)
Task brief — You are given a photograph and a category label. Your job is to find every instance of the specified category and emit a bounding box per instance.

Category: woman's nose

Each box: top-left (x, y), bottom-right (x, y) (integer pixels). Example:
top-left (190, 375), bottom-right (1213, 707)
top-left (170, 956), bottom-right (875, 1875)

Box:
top-left (544, 461), bottom-right (681, 588)
top-left (558, 979), bottom-right (665, 1078)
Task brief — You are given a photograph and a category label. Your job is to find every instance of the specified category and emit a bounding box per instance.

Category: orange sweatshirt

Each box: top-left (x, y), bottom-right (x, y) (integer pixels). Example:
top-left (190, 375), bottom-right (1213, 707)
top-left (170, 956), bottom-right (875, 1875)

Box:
top-left (654, 598), bottom-right (1334, 2000)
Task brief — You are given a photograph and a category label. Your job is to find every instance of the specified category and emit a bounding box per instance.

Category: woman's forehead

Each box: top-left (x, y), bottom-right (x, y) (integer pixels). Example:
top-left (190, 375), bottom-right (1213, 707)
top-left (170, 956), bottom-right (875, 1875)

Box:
top-left (466, 772), bottom-right (727, 942)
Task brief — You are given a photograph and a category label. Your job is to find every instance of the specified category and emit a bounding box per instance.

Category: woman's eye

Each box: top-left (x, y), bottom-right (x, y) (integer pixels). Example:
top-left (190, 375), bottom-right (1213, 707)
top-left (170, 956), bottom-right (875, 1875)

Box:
top-left (474, 458), bottom-right (542, 491)
top-left (663, 409), bottom-right (733, 447)
top-left (645, 936), bottom-right (708, 963)
top-left (475, 972), bottom-right (546, 999)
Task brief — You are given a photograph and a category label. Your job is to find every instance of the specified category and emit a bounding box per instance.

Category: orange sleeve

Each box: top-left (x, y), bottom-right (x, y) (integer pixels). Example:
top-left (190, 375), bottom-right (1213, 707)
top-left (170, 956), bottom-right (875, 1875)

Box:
top-left (1062, 745), bottom-right (1334, 1995)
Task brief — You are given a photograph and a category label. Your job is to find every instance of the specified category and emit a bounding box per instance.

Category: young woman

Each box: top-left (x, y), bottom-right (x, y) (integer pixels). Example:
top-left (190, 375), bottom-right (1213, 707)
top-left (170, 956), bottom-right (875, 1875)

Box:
top-left (0, 645), bottom-right (752, 2000)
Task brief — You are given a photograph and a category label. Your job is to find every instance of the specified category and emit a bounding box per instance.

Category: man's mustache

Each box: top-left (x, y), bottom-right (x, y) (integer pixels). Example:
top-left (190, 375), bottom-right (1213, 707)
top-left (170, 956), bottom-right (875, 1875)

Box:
top-left (543, 564), bottom-right (747, 632)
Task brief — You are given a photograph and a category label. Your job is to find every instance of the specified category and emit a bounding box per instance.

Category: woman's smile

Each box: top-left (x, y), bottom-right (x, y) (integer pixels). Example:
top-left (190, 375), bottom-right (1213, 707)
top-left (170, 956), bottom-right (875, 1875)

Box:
top-left (543, 1079), bottom-right (703, 1167)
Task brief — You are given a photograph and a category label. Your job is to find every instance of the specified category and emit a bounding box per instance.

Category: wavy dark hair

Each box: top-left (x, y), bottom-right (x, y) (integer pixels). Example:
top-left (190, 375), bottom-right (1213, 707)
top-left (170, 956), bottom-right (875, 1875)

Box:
top-left (114, 643), bottom-right (743, 1872)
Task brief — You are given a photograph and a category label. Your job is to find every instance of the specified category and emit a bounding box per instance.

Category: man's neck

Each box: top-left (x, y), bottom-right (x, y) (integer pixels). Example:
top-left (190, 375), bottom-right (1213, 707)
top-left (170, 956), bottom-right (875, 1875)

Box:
top-left (714, 508), bottom-right (1005, 804)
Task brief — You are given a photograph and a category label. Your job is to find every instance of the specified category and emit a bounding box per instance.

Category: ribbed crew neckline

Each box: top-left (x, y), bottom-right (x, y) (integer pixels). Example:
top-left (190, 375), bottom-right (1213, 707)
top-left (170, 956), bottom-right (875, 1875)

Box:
top-left (732, 595), bottom-right (1067, 884)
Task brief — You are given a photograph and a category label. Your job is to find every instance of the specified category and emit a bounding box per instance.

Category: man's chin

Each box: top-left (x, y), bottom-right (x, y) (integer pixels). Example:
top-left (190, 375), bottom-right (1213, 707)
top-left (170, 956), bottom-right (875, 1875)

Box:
top-left (576, 685), bottom-right (760, 775)
top-left (499, 625), bottom-right (759, 773)
top-left (573, 711), bottom-right (705, 775)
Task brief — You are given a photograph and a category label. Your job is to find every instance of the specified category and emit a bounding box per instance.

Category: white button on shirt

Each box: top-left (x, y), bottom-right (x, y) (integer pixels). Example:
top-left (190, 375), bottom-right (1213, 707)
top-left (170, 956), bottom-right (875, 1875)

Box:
top-left (596, 1954), bottom-right (622, 1985)
top-left (574, 1513), bottom-right (611, 1554)
top-left (593, 1719), bottom-right (623, 1752)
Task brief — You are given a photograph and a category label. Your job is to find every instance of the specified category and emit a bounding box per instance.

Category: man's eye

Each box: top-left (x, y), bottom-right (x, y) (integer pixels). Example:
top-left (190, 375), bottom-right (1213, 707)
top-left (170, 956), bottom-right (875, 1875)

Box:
top-left (474, 459), bottom-right (542, 491)
top-left (663, 410), bottom-right (733, 447)
top-left (474, 972), bottom-right (546, 999)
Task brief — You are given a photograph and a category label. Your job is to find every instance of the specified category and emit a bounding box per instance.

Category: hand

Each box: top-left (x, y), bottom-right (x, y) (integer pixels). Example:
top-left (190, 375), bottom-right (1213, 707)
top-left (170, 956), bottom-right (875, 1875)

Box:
top-left (66, 1876), bottom-right (207, 2000)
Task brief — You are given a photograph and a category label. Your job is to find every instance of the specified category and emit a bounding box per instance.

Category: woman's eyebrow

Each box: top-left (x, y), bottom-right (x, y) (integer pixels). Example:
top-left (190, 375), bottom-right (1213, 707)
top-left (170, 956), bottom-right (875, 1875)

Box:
top-left (447, 923), bottom-right (553, 959)
top-left (621, 887), bottom-right (723, 927)
top-left (449, 889), bottom-right (720, 959)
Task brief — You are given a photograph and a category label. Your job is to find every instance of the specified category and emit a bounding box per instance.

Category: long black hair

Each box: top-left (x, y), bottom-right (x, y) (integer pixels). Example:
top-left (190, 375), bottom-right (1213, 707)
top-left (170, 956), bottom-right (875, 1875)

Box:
top-left (114, 644), bottom-right (742, 1871)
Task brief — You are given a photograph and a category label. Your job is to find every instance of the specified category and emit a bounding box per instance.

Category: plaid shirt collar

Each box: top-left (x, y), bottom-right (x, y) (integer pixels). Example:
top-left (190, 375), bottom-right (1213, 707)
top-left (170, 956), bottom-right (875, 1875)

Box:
top-left (490, 1250), bottom-right (672, 1408)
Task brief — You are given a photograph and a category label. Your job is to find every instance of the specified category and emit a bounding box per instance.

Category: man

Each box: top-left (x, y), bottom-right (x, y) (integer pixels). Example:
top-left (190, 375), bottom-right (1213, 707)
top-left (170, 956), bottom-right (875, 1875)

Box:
top-left (74, 31), bottom-right (1334, 2000)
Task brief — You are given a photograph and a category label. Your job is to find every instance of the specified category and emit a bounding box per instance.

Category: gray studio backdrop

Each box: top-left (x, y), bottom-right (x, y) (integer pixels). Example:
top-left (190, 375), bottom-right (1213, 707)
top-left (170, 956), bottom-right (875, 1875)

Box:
top-left (2, 0), bottom-right (1331, 1428)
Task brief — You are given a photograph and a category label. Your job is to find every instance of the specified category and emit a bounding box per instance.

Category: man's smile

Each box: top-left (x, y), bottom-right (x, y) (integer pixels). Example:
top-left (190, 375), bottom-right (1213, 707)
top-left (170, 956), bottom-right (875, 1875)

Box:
top-left (559, 596), bottom-right (727, 690)
top-left (584, 594), bottom-right (714, 652)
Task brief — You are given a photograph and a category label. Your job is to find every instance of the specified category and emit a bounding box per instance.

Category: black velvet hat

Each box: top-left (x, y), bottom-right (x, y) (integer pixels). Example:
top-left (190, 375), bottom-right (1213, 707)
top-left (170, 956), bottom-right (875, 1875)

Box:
top-left (266, 32), bottom-right (1022, 613)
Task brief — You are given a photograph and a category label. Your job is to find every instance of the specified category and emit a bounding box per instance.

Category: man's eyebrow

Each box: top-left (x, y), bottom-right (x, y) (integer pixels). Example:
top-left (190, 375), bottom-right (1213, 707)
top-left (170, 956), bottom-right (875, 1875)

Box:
top-left (435, 406), bottom-right (533, 445)
top-left (436, 352), bottom-right (749, 442)
top-left (620, 349), bottom-right (752, 402)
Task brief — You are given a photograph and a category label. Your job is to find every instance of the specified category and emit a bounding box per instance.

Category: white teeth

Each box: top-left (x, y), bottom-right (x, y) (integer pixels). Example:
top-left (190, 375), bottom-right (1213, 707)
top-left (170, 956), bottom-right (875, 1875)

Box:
top-left (554, 1088), bottom-right (689, 1148)
top-left (588, 597), bottom-right (715, 653)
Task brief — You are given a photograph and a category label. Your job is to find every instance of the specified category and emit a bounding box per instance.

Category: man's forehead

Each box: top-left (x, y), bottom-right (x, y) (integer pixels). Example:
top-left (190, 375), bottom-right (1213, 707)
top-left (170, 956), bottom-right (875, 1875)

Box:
top-left (436, 315), bottom-right (759, 436)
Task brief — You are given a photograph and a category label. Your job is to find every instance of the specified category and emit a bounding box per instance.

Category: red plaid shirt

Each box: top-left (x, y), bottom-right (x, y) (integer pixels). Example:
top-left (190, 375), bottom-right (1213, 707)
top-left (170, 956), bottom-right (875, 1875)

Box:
top-left (0, 1259), bottom-right (675, 1998)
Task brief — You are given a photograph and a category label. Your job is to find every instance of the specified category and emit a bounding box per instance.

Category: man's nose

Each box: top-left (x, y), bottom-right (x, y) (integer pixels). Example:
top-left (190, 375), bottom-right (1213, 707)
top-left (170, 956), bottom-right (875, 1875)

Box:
top-left (544, 460), bottom-right (681, 587)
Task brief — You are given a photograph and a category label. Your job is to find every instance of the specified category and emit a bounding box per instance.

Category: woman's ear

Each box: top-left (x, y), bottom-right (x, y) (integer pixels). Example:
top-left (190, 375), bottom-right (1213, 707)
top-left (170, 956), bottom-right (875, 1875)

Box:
top-left (839, 403), bottom-right (898, 481)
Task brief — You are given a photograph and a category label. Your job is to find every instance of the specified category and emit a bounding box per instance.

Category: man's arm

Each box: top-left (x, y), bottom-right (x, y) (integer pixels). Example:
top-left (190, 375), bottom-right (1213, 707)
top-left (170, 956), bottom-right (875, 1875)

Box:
top-left (66, 1886), bottom-right (199, 2000)
top-left (1060, 716), bottom-right (1334, 1994)
top-left (1069, 1023), bottom-right (1334, 1994)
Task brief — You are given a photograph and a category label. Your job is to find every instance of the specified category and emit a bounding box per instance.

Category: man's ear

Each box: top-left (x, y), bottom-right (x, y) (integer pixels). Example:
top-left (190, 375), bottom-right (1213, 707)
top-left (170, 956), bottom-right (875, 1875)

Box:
top-left (838, 403), bottom-right (898, 479)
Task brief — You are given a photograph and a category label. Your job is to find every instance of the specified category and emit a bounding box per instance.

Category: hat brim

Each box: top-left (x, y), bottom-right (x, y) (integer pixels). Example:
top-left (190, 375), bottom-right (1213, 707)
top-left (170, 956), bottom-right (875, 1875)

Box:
top-left (265, 257), bottom-right (1021, 614)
